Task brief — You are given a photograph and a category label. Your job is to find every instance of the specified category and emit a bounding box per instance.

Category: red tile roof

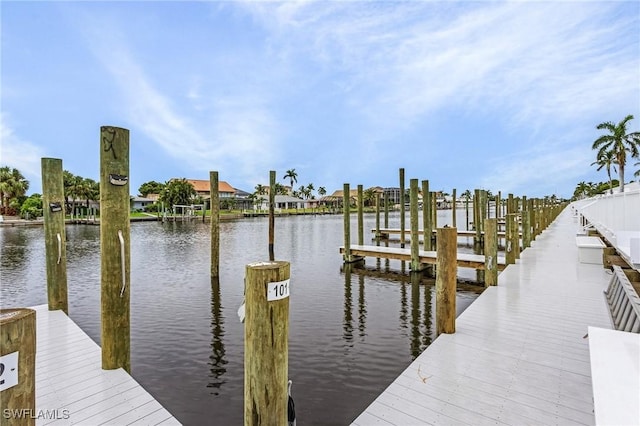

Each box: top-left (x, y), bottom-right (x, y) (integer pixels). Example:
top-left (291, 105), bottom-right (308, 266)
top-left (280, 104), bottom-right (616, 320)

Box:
top-left (184, 179), bottom-right (236, 194)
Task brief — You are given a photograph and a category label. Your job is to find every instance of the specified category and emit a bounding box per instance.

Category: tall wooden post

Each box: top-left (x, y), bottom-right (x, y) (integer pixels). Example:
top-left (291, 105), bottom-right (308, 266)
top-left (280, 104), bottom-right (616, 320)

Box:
top-left (269, 171), bottom-right (275, 261)
top-left (100, 126), bottom-right (130, 372)
top-left (343, 183), bottom-right (351, 262)
top-left (210, 171), bottom-right (220, 277)
top-left (484, 218), bottom-right (498, 287)
top-left (422, 181), bottom-right (432, 251)
top-left (497, 191), bottom-right (502, 219)
top-left (436, 227), bottom-right (457, 334)
top-left (357, 184), bottom-right (364, 246)
top-left (452, 188), bottom-right (457, 228)
top-left (522, 205), bottom-right (531, 249)
top-left (384, 192), bottom-right (389, 229)
top-left (505, 213), bottom-right (516, 265)
top-left (375, 193), bottom-right (381, 239)
top-left (473, 189), bottom-right (481, 245)
top-left (410, 179), bottom-right (421, 272)
top-left (507, 193), bottom-right (514, 215)
top-left (41, 158), bottom-right (68, 314)
top-left (399, 168), bottom-right (406, 248)
top-left (431, 192), bottom-right (437, 229)
top-left (244, 261), bottom-right (290, 426)
top-left (528, 199), bottom-right (536, 241)
top-left (0, 309), bottom-right (36, 426)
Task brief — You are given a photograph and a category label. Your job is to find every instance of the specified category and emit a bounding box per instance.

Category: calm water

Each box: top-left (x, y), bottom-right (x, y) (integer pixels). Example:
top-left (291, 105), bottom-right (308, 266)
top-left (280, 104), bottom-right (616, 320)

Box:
top-left (0, 210), bottom-right (482, 425)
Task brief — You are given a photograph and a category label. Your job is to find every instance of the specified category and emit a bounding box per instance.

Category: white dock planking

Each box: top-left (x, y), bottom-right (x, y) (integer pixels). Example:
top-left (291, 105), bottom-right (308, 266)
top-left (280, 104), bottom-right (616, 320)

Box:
top-left (32, 304), bottom-right (180, 426)
top-left (352, 208), bottom-right (617, 425)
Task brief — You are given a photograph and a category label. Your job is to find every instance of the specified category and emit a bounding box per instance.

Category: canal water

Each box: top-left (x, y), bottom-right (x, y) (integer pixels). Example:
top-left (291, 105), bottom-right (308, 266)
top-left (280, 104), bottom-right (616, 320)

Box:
top-left (0, 210), bottom-right (483, 425)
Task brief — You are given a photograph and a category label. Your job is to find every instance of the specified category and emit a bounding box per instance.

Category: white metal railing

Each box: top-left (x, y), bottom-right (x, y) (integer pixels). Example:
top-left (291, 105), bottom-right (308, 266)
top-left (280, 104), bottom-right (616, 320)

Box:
top-left (604, 266), bottom-right (640, 333)
top-left (573, 183), bottom-right (640, 270)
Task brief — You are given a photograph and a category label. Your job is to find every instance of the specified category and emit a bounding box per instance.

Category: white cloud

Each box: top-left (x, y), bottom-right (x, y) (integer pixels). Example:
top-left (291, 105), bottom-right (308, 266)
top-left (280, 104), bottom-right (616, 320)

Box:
top-left (0, 114), bottom-right (45, 190)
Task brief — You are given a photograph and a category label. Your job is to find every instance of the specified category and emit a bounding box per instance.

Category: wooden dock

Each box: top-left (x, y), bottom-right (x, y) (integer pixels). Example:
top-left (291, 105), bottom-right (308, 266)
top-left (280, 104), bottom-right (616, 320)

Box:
top-left (372, 228), bottom-right (522, 239)
top-left (339, 245), bottom-right (506, 271)
top-left (32, 304), bottom-right (180, 425)
top-left (352, 208), bottom-right (618, 425)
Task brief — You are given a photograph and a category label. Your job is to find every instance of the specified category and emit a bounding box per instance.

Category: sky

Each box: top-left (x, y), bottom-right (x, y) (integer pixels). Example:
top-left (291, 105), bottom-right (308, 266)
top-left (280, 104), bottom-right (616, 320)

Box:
top-left (1, 1), bottom-right (639, 200)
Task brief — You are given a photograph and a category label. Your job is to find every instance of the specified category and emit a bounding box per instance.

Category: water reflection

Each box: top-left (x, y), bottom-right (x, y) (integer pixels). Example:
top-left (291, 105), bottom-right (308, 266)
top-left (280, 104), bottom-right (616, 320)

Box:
top-left (342, 263), bottom-right (354, 344)
top-left (357, 273), bottom-right (366, 338)
top-left (208, 277), bottom-right (227, 395)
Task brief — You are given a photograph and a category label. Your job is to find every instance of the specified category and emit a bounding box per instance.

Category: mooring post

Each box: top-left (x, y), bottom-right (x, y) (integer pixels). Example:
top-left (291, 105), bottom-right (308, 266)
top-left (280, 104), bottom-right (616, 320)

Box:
top-left (210, 171), bottom-right (220, 277)
top-left (100, 125), bottom-right (130, 372)
top-left (410, 179), bottom-right (421, 272)
top-left (497, 191), bottom-right (502, 219)
top-left (375, 192), bottom-right (381, 239)
top-left (522, 204), bottom-right (531, 249)
top-left (473, 189), bottom-right (481, 246)
top-left (436, 227), bottom-right (457, 334)
top-left (244, 261), bottom-right (290, 426)
top-left (431, 191), bottom-right (438, 230)
top-left (357, 184), bottom-right (364, 246)
top-left (0, 309), bottom-right (36, 426)
top-left (399, 168), bottom-right (406, 248)
top-left (484, 218), bottom-right (498, 287)
top-left (269, 171), bottom-right (275, 261)
top-left (505, 213), bottom-right (516, 265)
top-left (452, 188), bottom-right (457, 228)
top-left (384, 192), bottom-right (389, 229)
top-left (422, 181), bottom-right (432, 251)
top-left (343, 183), bottom-right (351, 262)
top-left (41, 158), bottom-right (68, 314)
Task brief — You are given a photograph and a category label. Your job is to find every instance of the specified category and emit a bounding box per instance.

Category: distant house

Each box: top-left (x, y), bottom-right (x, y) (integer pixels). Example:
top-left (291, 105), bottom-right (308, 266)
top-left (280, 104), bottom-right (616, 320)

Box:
top-left (256, 195), bottom-right (305, 210)
top-left (131, 196), bottom-right (155, 211)
top-left (184, 179), bottom-right (236, 199)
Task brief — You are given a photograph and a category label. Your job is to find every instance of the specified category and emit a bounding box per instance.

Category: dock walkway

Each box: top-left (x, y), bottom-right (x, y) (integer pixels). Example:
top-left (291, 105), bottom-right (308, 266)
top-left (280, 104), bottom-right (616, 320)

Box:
top-left (32, 305), bottom-right (180, 425)
top-left (352, 208), bottom-right (615, 425)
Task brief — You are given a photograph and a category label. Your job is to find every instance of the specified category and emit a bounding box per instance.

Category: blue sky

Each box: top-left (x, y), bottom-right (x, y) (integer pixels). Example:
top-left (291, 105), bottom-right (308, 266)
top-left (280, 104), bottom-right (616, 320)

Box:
top-left (2, 1), bottom-right (639, 199)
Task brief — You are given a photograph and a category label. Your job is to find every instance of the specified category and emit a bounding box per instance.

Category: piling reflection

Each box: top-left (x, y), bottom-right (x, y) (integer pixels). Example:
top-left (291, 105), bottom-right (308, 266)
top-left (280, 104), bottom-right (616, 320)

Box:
top-left (358, 273), bottom-right (366, 338)
top-left (207, 277), bottom-right (227, 395)
top-left (343, 263), bottom-right (353, 344)
top-left (410, 273), bottom-right (421, 358)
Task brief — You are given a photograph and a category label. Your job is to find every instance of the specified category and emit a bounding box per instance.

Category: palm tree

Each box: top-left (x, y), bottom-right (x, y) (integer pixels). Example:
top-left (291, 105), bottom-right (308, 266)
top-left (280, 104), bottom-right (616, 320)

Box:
top-left (591, 150), bottom-right (617, 194)
top-left (634, 160), bottom-right (640, 178)
top-left (318, 186), bottom-right (326, 197)
top-left (0, 166), bottom-right (29, 211)
top-left (462, 189), bottom-right (472, 230)
top-left (306, 183), bottom-right (315, 199)
top-left (254, 184), bottom-right (267, 196)
top-left (592, 115), bottom-right (640, 192)
top-left (283, 169), bottom-right (298, 194)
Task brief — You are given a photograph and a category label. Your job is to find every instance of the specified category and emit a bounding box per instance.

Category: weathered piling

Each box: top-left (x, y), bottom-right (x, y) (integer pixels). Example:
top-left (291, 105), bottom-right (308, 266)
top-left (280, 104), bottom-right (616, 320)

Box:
top-left (497, 191), bottom-right (502, 218)
top-left (473, 189), bottom-right (481, 245)
top-left (410, 179), bottom-right (421, 272)
top-left (484, 218), bottom-right (498, 287)
top-left (100, 126), bottom-right (130, 372)
top-left (343, 183), bottom-right (352, 262)
top-left (436, 227), bottom-right (457, 335)
top-left (522, 204), bottom-right (532, 249)
top-left (399, 168), bottom-right (406, 248)
top-left (41, 158), bottom-right (68, 314)
top-left (244, 261), bottom-right (290, 426)
top-left (357, 184), bottom-right (364, 245)
top-left (431, 191), bottom-right (438, 230)
top-left (452, 188), bottom-right (457, 228)
top-left (505, 213), bottom-right (517, 265)
top-left (384, 192), bottom-right (389, 229)
top-left (210, 171), bottom-right (220, 277)
top-left (0, 309), bottom-right (36, 426)
top-left (422, 181), bottom-right (432, 251)
top-left (269, 171), bottom-right (276, 261)
top-left (375, 193), bottom-right (381, 239)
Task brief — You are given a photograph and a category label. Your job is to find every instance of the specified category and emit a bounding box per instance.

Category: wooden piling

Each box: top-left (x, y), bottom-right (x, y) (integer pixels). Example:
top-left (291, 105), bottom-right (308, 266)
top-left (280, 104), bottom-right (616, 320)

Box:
top-left (375, 193), bottom-right (381, 239)
top-left (269, 171), bottom-right (275, 261)
top-left (452, 188), bottom-right (457, 228)
top-left (431, 191), bottom-right (437, 230)
top-left (244, 261), bottom-right (290, 426)
top-left (522, 205), bottom-right (531, 249)
top-left (210, 171), bottom-right (220, 277)
top-left (100, 126), bottom-right (130, 372)
top-left (384, 192), bottom-right (389, 229)
top-left (410, 179), bottom-right (421, 272)
top-left (0, 309), bottom-right (36, 426)
top-left (473, 189), bottom-right (481, 244)
top-left (484, 218), bottom-right (498, 287)
top-left (399, 168), bottom-right (406, 248)
top-left (505, 213), bottom-right (516, 265)
top-left (41, 158), bottom-right (68, 314)
top-left (357, 184), bottom-right (364, 246)
top-left (422, 180), bottom-right (432, 251)
top-left (497, 191), bottom-right (502, 219)
top-left (343, 183), bottom-right (351, 262)
top-left (436, 227), bottom-right (457, 335)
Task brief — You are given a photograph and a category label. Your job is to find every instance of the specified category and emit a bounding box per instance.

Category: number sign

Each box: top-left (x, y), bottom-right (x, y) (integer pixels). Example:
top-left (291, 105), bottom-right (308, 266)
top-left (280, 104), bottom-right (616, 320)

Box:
top-left (267, 279), bottom-right (290, 301)
top-left (0, 351), bottom-right (19, 392)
